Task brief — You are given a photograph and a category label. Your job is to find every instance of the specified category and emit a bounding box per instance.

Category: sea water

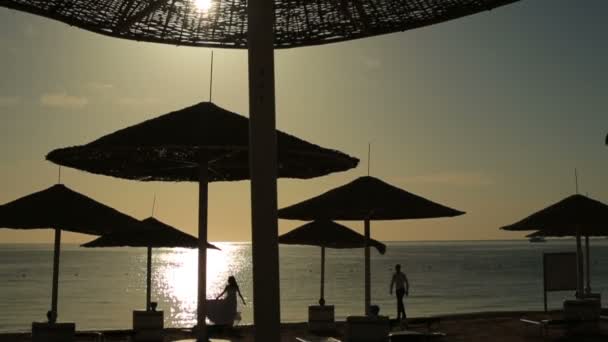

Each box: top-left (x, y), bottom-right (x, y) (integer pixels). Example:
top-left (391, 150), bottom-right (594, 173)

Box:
top-left (0, 240), bottom-right (607, 332)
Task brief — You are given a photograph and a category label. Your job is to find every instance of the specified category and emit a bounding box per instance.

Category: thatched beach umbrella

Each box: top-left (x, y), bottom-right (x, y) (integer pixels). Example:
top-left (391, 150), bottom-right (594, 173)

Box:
top-left (278, 220), bottom-right (386, 306)
top-left (0, 0), bottom-right (522, 338)
top-left (501, 194), bottom-right (608, 298)
top-left (46, 101), bottom-right (359, 332)
top-left (82, 217), bottom-right (219, 312)
top-left (278, 176), bottom-right (464, 314)
top-left (0, 184), bottom-right (142, 323)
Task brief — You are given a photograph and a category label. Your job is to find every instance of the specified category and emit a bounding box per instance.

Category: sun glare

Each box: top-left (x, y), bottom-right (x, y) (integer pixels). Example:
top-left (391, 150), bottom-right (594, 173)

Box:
top-left (155, 246), bottom-right (235, 326)
top-left (195, 0), bottom-right (212, 12)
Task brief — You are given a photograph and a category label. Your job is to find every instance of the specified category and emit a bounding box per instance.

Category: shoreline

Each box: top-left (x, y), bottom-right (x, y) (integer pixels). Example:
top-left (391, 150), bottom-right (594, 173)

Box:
top-left (2, 310), bottom-right (606, 341)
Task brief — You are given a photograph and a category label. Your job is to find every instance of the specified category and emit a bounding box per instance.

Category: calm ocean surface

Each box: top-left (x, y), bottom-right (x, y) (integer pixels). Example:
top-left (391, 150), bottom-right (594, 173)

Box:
top-left (1, 240), bottom-right (607, 332)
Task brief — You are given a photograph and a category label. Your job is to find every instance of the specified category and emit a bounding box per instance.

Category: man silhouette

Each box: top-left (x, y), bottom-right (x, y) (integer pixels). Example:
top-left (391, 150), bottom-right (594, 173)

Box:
top-left (389, 264), bottom-right (409, 321)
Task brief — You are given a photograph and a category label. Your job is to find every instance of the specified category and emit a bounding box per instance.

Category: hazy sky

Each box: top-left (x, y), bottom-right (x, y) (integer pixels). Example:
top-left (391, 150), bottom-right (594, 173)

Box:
top-left (1, 0), bottom-right (607, 243)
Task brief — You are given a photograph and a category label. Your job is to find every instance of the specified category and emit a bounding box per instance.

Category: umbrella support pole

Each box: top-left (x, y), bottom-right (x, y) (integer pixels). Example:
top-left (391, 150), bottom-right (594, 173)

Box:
top-left (146, 246), bottom-right (152, 311)
top-left (320, 247), bottom-right (325, 305)
top-left (196, 157), bottom-right (209, 340)
top-left (364, 219), bottom-right (371, 316)
top-left (575, 231), bottom-right (584, 298)
top-left (248, 0), bottom-right (281, 339)
top-left (585, 235), bottom-right (591, 295)
top-left (50, 227), bottom-right (61, 323)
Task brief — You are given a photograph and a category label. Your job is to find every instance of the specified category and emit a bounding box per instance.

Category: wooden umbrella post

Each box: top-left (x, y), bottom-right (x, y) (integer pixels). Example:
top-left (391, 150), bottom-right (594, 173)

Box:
top-left (320, 246), bottom-right (325, 305)
top-left (50, 227), bottom-right (61, 323)
top-left (196, 156), bottom-right (209, 339)
top-left (364, 219), bottom-right (371, 316)
top-left (585, 235), bottom-right (591, 295)
top-left (146, 246), bottom-right (152, 311)
top-left (575, 230), bottom-right (584, 298)
top-left (248, 0), bottom-right (281, 338)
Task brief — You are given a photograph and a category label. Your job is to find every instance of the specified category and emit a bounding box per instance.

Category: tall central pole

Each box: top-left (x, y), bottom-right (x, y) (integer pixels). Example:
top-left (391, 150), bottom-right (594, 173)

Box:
top-left (364, 219), bottom-right (371, 315)
top-left (146, 246), bottom-right (152, 311)
top-left (320, 246), bottom-right (325, 305)
top-left (197, 156), bottom-right (209, 340)
top-left (585, 235), bottom-right (591, 295)
top-left (248, 0), bottom-right (281, 337)
top-left (575, 230), bottom-right (584, 298)
top-left (50, 227), bottom-right (61, 324)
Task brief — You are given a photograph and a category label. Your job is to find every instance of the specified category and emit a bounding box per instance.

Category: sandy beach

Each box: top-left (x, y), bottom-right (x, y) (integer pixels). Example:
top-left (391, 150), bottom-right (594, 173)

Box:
top-left (1, 311), bottom-right (606, 342)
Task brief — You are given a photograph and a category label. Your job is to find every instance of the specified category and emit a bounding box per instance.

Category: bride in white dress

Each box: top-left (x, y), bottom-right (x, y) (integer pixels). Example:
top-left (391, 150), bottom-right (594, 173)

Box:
top-left (207, 276), bottom-right (246, 326)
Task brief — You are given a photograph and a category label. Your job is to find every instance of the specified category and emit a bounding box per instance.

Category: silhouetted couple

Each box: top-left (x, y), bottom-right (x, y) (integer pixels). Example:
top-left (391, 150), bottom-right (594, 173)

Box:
top-left (390, 264), bottom-right (409, 321)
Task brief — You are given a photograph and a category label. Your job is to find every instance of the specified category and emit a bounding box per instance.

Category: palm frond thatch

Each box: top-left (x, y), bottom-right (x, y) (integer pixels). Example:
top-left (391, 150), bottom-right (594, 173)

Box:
top-left (46, 102), bottom-right (359, 182)
top-left (278, 220), bottom-right (386, 253)
top-left (0, 0), bottom-right (520, 49)
top-left (0, 184), bottom-right (141, 235)
top-left (278, 176), bottom-right (465, 221)
top-left (501, 194), bottom-right (608, 235)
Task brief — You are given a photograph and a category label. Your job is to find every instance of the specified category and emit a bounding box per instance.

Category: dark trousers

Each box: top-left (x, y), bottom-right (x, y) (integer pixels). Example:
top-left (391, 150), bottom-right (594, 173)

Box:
top-left (396, 288), bottom-right (406, 320)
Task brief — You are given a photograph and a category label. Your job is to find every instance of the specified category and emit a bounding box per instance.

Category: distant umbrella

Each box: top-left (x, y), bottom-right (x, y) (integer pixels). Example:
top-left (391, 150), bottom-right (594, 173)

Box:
top-left (278, 176), bottom-right (464, 314)
top-left (502, 195), bottom-right (608, 234)
top-left (46, 101), bottom-right (358, 327)
top-left (82, 217), bottom-right (218, 311)
top-left (279, 220), bottom-right (386, 305)
top-left (501, 194), bottom-right (608, 297)
top-left (46, 102), bottom-right (357, 182)
top-left (0, 184), bottom-right (142, 323)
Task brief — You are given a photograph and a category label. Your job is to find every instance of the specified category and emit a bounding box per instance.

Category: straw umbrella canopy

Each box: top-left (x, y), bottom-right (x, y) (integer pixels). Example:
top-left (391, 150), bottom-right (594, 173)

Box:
top-left (278, 176), bottom-right (464, 314)
top-left (46, 102), bottom-right (358, 182)
top-left (82, 217), bottom-right (219, 312)
top-left (278, 220), bottom-right (386, 306)
top-left (0, 184), bottom-right (143, 323)
top-left (46, 101), bottom-right (359, 331)
top-left (0, 0), bottom-right (521, 49)
top-left (501, 194), bottom-right (608, 298)
top-left (0, 0), bottom-right (522, 338)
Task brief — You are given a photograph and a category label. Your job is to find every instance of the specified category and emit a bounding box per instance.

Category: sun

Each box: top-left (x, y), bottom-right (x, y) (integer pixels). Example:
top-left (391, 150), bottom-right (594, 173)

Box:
top-left (195, 0), bottom-right (212, 12)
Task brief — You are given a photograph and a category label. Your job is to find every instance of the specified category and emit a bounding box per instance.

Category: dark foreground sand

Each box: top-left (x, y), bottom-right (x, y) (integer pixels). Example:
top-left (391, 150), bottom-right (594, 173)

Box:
top-left (1, 311), bottom-right (606, 341)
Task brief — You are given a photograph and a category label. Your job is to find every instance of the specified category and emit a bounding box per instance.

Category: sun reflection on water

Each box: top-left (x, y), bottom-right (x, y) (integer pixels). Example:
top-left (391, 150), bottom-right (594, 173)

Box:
top-left (154, 243), bottom-right (249, 327)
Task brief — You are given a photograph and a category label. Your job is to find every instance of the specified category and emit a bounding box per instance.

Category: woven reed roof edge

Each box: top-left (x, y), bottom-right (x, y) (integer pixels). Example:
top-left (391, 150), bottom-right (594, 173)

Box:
top-left (1, 0), bottom-right (521, 49)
